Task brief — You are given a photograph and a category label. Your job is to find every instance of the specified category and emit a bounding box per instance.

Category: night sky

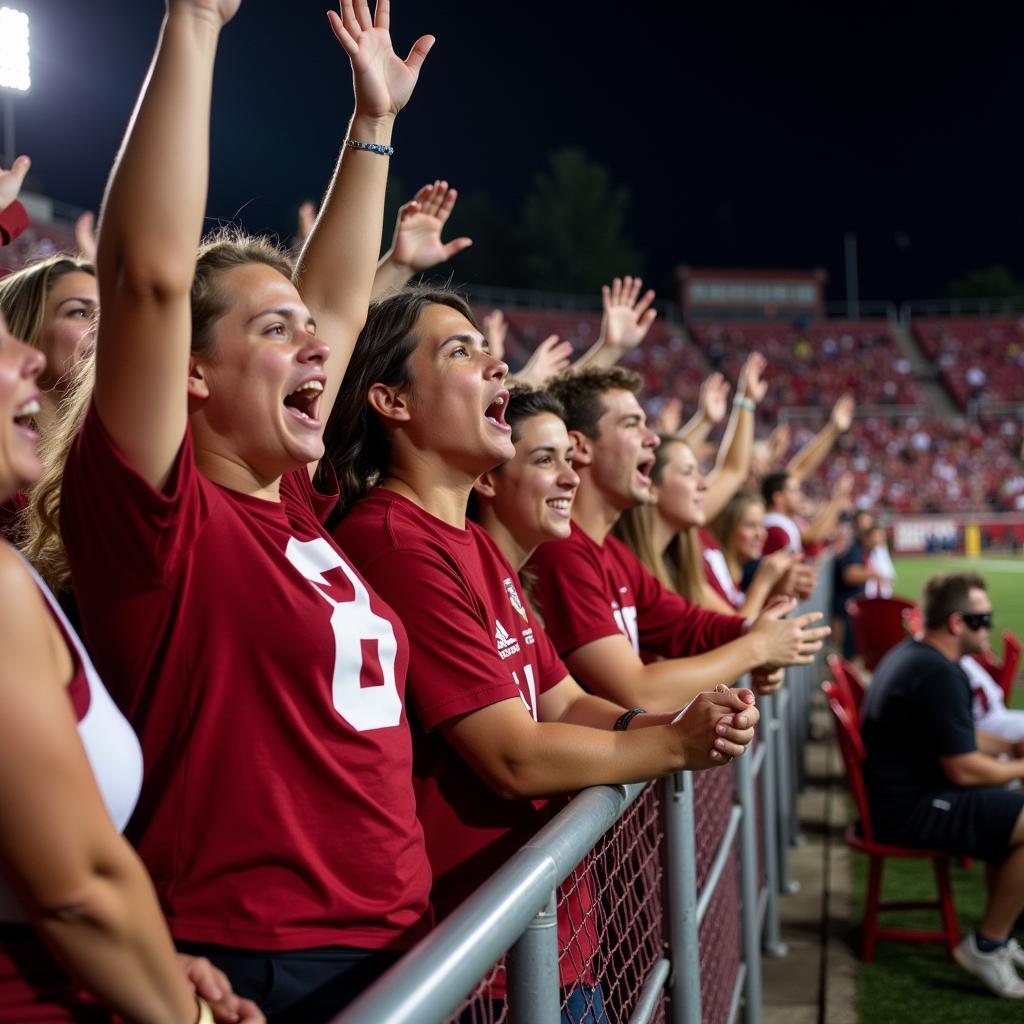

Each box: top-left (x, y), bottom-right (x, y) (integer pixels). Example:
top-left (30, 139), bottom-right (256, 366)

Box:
top-left (10, 1), bottom-right (1024, 304)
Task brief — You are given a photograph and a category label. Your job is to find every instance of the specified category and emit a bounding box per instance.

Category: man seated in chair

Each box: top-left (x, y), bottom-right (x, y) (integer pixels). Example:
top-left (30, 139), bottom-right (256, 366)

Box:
top-left (861, 572), bottom-right (1024, 999)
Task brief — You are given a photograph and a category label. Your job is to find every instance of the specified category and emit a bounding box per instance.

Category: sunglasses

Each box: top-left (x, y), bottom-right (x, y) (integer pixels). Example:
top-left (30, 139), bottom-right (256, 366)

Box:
top-left (961, 612), bottom-right (993, 630)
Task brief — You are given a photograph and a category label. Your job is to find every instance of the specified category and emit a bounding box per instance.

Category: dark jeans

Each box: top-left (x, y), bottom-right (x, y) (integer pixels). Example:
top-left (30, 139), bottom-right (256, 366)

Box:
top-left (176, 941), bottom-right (401, 1024)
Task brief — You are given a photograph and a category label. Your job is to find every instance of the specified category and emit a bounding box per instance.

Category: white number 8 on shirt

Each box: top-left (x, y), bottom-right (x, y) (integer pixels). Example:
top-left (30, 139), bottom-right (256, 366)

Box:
top-left (286, 538), bottom-right (403, 731)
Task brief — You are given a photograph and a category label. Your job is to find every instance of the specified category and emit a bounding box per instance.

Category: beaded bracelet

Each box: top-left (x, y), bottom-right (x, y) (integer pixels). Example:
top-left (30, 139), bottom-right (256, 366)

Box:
top-left (735, 396), bottom-right (756, 411)
top-left (614, 708), bottom-right (648, 731)
top-left (346, 139), bottom-right (394, 157)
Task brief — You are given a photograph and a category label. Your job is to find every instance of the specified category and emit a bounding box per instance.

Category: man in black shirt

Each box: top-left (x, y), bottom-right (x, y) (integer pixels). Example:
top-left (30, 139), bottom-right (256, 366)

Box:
top-left (862, 571), bottom-right (1024, 999)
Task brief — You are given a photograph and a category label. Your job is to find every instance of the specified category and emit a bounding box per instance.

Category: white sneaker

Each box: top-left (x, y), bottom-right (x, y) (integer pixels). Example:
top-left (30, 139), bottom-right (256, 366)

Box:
top-left (1008, 938), bottom-right (1024, 970)
top-left (954, 934), bottom-right (1024, 998)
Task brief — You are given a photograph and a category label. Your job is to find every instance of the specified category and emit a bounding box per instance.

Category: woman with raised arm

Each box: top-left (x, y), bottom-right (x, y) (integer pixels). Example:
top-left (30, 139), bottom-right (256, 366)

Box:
top-left (324, 289), bottom-right (759, 1016)
top-left (56, 1), bottom-right (435, 1019)
top-left (0, 314), bottom-right (260, 1023)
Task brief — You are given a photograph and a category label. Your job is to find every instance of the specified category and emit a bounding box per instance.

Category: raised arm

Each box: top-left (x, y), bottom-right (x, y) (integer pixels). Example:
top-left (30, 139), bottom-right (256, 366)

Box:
top-left (93, 0), bottom-right (238, 489)
top-left (574, 276), bottom-right (657, 370)
top-left (370, 180), bottom-right (472, 298)
top-left (0, 154), bottom-right (31, 247)
top-left (800, 471), bottom-right (853, 547)
top-left (512, 334), bottom-right (575, 387)
top-left (704, 352), bottom-right (766, 520)
top-left (678, 372), bottom-right (729, 452)
top-left (294, 0), bottom-right (433, 431)
top-left (788, 393), bottom-right (855, 482)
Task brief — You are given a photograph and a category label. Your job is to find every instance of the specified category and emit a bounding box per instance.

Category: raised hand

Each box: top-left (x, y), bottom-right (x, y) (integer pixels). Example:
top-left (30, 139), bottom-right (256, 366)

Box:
top-left (388, 180), bottom-right (472, 272)
top-left (766, 423), bottom-right (790, 464)
top-left (0, 154), bottom-right (30, 212)
top-left (327, 1), bottom-right (434, 120)
top-left (750, 599), bottom-right (830, 668)
top-left (600, 276), bottom-right (657, 354)
top-left (483, 309), bottom-right (508, 363)
top-left (655, 396), bottom-right (684, 434)
top-left (74, 211), bottom-right (97, 261)
top-left (737, 351), bottom-right (768, 404)
top-left (670, 685), bottom-right (759, 768)
top-left (830, 393), bottom-right (855, 432)
top-left (516, 334), bottom-right (575, 387)
top-left (698, 372), bottom-right (730, 426)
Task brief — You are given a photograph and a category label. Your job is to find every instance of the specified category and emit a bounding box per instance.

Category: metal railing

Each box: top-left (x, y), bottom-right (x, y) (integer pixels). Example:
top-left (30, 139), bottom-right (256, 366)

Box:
top-left (333, 568), bottom-right (833, 1024)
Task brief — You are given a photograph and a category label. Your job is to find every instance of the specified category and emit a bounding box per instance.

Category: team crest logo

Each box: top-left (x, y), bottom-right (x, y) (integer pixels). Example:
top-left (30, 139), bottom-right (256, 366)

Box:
top-left (503, 577), bottom-right (528, 621)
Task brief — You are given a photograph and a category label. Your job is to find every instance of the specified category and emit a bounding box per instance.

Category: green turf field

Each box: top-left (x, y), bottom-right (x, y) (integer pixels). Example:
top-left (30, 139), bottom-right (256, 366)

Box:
top-left (892, 555), bottom-right (1024, 663)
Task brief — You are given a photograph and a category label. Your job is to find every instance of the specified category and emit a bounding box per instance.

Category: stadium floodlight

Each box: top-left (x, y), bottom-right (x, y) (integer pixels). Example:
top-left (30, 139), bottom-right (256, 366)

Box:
top-left (0, 7), bottom-right (30, 92)
top-left (0, 6), bottom-right (30, 168)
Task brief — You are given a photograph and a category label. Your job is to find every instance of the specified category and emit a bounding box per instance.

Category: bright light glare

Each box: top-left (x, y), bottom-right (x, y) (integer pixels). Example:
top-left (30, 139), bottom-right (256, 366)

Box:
top-left (0, 7), bottom-right (31, 93)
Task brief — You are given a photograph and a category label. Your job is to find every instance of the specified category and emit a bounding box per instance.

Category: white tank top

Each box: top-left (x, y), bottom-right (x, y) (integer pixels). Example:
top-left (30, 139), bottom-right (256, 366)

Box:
top-left (0, 554), bottom-right (144, 922)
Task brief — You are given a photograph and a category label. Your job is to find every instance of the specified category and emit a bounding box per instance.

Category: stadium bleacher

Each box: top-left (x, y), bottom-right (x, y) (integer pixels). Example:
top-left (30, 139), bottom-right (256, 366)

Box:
top-left (913, 316), bottom-right (1024, 410)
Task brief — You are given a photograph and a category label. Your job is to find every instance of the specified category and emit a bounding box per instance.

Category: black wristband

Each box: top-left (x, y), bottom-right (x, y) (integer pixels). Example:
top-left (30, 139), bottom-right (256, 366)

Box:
top-left (614, 708), bottom-right (648, 732)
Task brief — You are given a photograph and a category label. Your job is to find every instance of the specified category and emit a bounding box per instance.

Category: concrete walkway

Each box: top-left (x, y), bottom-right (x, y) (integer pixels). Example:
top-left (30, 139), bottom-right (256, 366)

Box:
top-left (762, 699), bottom-right (859, 1024)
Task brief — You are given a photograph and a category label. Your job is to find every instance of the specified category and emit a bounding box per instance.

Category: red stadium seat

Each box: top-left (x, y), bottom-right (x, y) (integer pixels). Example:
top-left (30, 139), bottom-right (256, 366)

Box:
top-left (846, 596), bottom-right (919, 672)
top-left (826, 654), bottom-right (865, 726)
top-left (999, 631), bottom-right (1022, 703)
top-left (822, 682), bottom-right (959, 962)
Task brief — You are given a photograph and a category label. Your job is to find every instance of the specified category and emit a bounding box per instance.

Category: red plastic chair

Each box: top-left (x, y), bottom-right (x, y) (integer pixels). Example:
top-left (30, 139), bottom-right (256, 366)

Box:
top-left (846, 595), bottom-right (919, 671)
top-left (999, 631), bottom-right (1022, 703)
top-left (822, 682), bottom-right (959, 962)
top-left (826, 654), bottom-right (864, 727)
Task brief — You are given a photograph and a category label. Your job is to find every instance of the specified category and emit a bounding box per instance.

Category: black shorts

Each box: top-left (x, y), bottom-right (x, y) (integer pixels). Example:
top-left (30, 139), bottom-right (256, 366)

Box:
top-left (175, 942), bottom-right (402, 1024)
top-left (892, 787), bottom-right (1024, 862)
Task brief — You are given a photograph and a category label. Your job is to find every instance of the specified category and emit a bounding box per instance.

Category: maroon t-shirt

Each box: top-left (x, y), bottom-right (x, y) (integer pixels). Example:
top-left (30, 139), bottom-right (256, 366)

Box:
top-left (336, 489), bottom-right (596, 990)
top-left (526, 523), bottom-right (745, 661)
top-left (60, 404), bottom-right (432, 951)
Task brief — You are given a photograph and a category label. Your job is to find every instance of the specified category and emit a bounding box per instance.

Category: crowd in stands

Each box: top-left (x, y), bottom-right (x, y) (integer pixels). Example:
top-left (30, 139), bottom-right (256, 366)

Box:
top-left (914, 317), bottom-right (1024, 409)
top-left (0, 2), bottom-right (1022, 1021)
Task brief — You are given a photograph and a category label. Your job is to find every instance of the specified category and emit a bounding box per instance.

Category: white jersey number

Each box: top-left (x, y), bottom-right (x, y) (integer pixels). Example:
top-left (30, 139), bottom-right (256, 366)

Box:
top-left (511, 664), bottom-right (538, 721)
top-left (613, 603), bottom-right (640, 654)
top-left (286, 538), bottom-right (403, 732)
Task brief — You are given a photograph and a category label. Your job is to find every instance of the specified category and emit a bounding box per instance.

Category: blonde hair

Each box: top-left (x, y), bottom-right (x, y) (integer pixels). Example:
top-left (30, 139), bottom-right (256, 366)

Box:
top-left (18, 228), bottom-right (293, 590)
top-left (613, 436), bottom-right (705, 602)
top-left (19, 353), bottom-right (95, 590)
top-left (0, 254), bottom-right (95, 350)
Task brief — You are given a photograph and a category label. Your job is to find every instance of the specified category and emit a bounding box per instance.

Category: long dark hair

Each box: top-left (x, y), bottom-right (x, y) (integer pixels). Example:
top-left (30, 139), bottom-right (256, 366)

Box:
top-left (324, 285), bottom-right (477, 516)
top-left (614, 435), bottom-right (704, 602)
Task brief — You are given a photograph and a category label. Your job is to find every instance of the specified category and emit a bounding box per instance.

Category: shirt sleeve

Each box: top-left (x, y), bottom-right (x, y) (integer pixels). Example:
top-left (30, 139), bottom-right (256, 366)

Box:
top-left (0, 200), bottom-right (28, 246)
top-left (528, 536), bottom-right (626, 656)
top-left (762, 525), bottom-right (789, 556)
top-left (531, 617), bottom-right (570, 694)
top-left (628, 550), bottom-right (746, 656)
top-left (61, 401), bottom-right (204, 586)
top-left (357, 548), bottom-right (529, 730)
